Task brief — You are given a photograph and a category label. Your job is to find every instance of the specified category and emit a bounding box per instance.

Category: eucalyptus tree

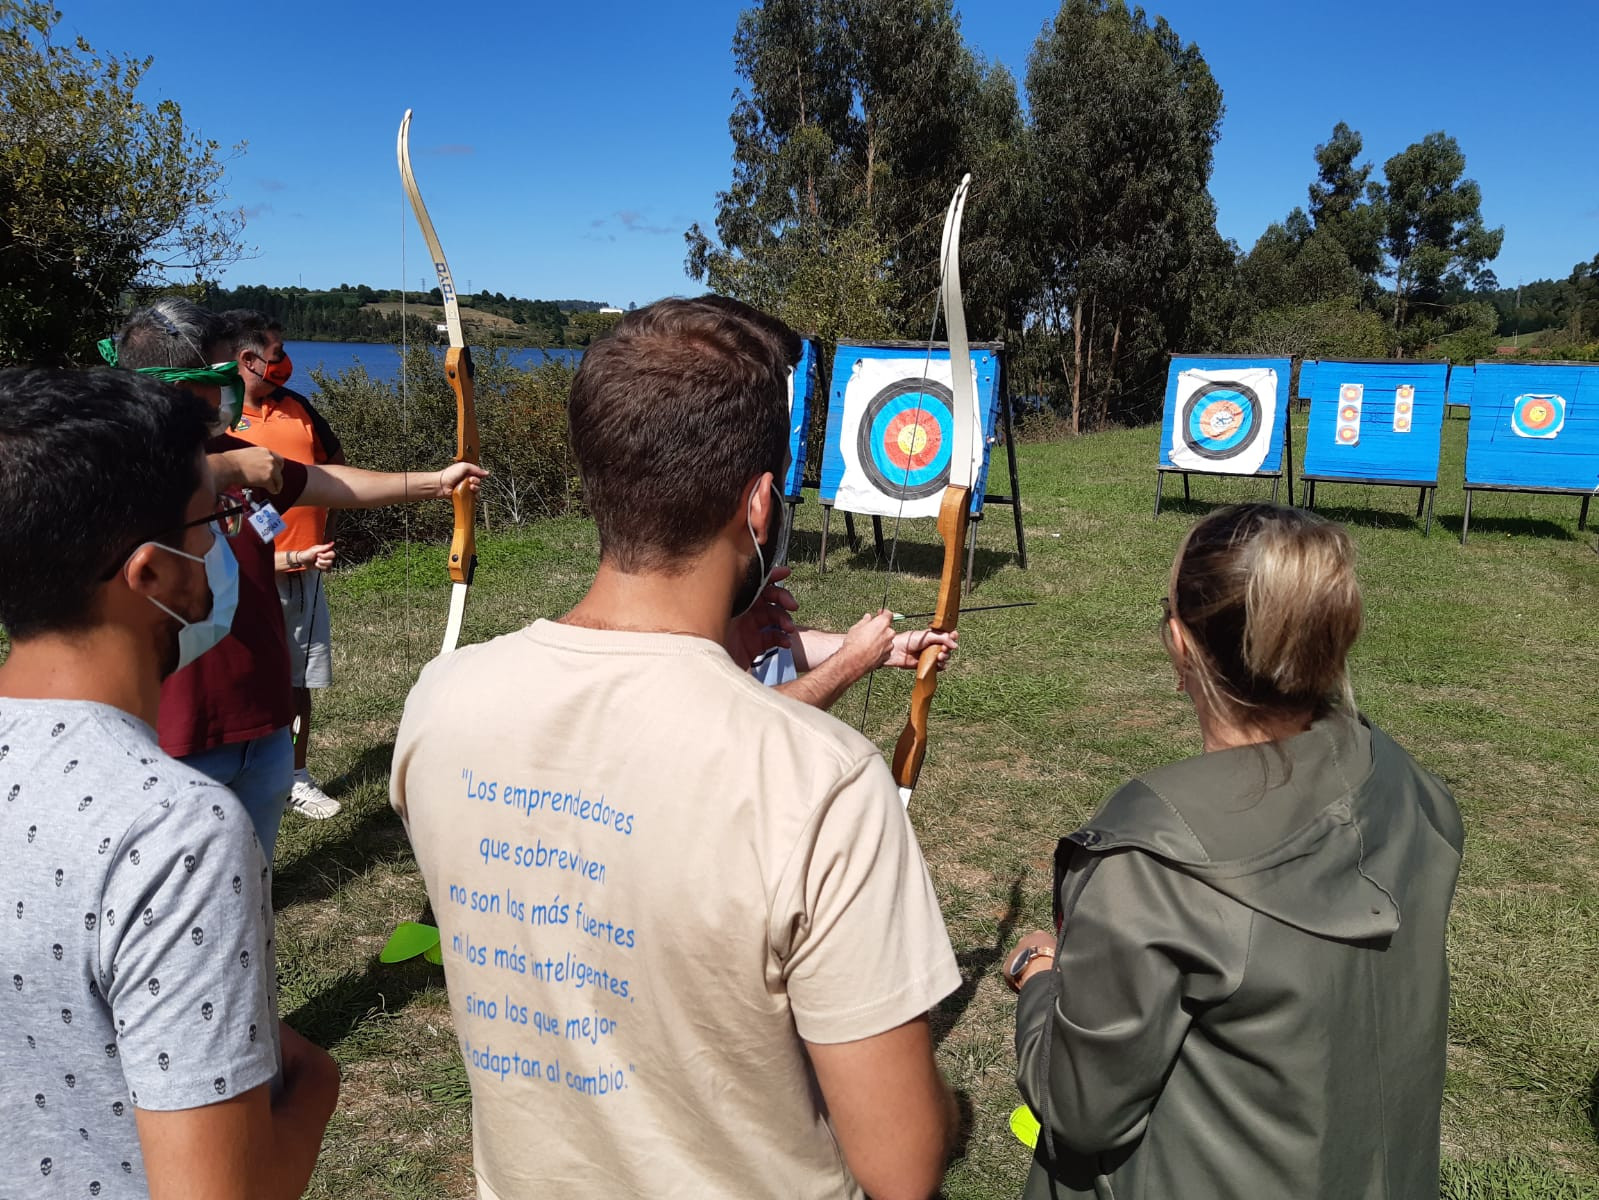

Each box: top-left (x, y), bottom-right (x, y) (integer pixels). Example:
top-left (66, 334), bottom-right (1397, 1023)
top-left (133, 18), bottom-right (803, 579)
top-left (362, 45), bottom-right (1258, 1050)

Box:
top-left (685, 0), bottom-right (1022, 343)
top-left (1024, 0), bottom-right (1226, 430)
top-left (1307, 122), bottom-right (1384, 283)
top-left (1375, 132), bottom-right (1503, 333)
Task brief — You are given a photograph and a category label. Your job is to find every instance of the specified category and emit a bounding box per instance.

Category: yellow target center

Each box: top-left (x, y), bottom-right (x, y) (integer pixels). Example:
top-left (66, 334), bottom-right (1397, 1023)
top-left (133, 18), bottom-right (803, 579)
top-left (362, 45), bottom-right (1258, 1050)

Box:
top-left (896, 425), bottom-right (930, 458)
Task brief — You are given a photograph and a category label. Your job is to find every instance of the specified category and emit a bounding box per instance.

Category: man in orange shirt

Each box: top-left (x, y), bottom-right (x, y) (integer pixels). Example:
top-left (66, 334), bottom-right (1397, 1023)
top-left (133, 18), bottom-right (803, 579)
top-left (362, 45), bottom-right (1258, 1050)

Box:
top-left (225, 311), bottom-right (344, 819)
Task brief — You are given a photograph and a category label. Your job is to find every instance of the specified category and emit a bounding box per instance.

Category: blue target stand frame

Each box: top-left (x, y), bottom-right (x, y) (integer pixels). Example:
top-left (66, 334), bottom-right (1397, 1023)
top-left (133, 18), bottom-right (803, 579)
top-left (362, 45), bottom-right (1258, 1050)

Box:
top-left (1298, 359), bottom-right (1450, 535)
top-left (1454, 360), bottom-right (1599, 544)
top-left (1153, 354), bottom-right (1294, 516)
top-left (776, 337), bottom-right (821, 551)
top-left (816, 340), bottom-right (1025, 586)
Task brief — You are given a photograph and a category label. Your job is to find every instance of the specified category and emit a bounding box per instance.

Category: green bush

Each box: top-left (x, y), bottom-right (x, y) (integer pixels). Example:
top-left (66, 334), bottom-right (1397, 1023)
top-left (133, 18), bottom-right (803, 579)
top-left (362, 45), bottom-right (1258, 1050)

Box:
top-left (307, 345), bottom-right (579, 564)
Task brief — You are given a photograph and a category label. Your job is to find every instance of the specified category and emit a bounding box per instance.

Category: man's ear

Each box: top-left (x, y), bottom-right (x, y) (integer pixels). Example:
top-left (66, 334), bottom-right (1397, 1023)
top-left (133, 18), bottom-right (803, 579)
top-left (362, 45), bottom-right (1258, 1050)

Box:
top-left (745, 471), bottom-right (777, 542)
top-left (119, 541), bottom-right (182, 606)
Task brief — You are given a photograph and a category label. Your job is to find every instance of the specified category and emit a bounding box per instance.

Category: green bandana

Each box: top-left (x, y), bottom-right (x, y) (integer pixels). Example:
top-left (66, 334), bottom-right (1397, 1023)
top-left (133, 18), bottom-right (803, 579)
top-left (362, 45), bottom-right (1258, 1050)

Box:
top-left (98, 338), bottom-right (246, 430)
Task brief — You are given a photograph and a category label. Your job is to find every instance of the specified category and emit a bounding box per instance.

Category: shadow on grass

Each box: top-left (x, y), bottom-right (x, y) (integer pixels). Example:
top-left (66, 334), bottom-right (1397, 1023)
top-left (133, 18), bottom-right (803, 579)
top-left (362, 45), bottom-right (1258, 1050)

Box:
top-left (1434, 513), bottom-right (1581, 543)
top-left (273, 741), bottom-right (411, 912)
top-left (283, 953), bottom-right (439, 1055)
top-left (933, 875), bottom-right (1023, 1049)
top-left (790, 523), bottom-right (1019, 591)
top-left (1589, 1065), bottom-right (1598, 1143)
top-left (1297, 503), bottom-right (1433, 534)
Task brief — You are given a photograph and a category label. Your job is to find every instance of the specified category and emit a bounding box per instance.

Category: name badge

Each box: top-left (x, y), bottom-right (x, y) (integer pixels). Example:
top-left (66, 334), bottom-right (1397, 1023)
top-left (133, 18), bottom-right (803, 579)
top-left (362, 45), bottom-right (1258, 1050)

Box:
top-left (248, 501), bottom-right (287, 543)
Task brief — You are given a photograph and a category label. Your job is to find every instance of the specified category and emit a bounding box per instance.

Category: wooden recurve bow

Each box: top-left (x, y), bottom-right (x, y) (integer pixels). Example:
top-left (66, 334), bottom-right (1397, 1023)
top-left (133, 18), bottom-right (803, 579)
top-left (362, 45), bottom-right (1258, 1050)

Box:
top-left (398, 109), bottom-right (480, 656)
top-left (890, 174), bottom-right (975, 807)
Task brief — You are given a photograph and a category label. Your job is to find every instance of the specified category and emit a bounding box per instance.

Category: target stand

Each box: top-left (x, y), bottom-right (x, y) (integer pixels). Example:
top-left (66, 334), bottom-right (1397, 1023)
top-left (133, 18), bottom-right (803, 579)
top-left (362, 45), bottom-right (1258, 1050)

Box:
top-left (1455, 361), bottom-right (1599, 544)
top-left (1153, 354), bottom-right (1295, 517)
top-left (816, 339), bottom-right (1026, 587)
top-left (1296, 359), bottom-right (1451, 535)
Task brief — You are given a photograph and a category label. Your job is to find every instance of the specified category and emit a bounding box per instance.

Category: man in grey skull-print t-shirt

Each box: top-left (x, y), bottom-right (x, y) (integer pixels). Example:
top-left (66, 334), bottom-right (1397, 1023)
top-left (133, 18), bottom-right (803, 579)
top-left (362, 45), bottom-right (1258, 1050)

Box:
top-left (0, 699), bottom-right (281, 1196)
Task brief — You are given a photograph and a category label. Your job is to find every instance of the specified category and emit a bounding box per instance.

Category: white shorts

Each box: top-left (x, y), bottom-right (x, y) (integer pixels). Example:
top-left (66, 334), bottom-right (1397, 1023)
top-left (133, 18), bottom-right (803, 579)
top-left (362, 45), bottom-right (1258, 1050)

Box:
top-left (277, 569), bottom-right (333, 689)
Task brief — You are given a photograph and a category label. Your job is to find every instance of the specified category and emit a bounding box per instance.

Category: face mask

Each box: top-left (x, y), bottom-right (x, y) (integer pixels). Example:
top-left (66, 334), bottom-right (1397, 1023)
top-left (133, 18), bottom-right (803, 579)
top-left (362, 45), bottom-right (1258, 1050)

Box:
top-left (732, 480), bottom-right (789, 619)
top-left (260, 354), bottom-right (293, 387)
top-left (144, 535), bottom-right (241, 671)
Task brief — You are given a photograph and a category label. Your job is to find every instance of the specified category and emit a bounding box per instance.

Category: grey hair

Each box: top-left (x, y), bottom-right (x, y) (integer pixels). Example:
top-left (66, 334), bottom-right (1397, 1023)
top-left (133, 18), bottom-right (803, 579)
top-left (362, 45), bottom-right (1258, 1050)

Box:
top-left (114, 298), bottom-right (225, 370)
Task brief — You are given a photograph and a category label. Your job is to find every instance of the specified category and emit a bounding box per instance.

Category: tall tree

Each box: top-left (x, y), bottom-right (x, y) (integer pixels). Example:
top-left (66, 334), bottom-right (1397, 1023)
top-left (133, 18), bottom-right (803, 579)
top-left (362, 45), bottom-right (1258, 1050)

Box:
top-left (685, 0), bottom-right (1019, 342)
top-left (1375, 132), bottom-right (1503, 332)
top-left (1025, 0), bottom-right (1225, 430)
top-left (1307, 122), bottom-right (1383, 279)
top-left (0, 1), bottom-right (244, 364)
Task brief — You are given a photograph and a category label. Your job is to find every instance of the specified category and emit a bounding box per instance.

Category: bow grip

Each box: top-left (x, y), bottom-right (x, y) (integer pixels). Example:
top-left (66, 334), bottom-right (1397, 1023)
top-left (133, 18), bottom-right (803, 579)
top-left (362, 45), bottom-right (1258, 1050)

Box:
top-left (445, 344), bottom-right (479, 587)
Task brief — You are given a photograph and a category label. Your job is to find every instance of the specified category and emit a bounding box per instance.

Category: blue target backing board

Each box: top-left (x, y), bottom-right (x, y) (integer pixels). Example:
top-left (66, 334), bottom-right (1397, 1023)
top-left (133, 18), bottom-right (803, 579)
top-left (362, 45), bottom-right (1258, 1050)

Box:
top-left (818, 342), bottom-right (1003, 519)
top-left (1459, 361), bottom-right (1599, 491)
top-left (1300, 360), bottom-right (1449, 484)
top-left (782, 337), bottom-right (818, 499)
top-left (1159, 355), bottom-right (1290, 475)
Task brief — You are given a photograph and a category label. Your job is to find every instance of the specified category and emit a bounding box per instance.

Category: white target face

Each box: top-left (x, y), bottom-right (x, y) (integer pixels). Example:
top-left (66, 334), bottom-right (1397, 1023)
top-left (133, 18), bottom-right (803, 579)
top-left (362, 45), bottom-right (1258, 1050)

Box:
top-left (831, 354), bottom-right (984, 518)
top-left (1167, 367), bottom-right (1279, 474)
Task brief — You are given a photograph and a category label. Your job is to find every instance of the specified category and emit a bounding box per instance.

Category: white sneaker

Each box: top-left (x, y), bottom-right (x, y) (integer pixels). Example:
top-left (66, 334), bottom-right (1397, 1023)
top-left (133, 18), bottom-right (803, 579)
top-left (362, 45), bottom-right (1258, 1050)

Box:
top-left (287, 776), bottom-right (341, 819)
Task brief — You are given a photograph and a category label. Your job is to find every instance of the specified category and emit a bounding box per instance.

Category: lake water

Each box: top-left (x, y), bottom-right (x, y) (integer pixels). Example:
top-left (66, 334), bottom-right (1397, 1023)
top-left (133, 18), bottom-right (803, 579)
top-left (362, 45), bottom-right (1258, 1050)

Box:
top-left (283, 340), bottom-right (582, 396)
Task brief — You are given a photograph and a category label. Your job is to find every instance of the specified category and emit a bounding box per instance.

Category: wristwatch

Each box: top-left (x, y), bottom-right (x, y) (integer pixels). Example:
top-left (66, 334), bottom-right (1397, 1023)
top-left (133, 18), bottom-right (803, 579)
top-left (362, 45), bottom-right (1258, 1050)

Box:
top-left (1005, 944), bottom-right (1055, 991)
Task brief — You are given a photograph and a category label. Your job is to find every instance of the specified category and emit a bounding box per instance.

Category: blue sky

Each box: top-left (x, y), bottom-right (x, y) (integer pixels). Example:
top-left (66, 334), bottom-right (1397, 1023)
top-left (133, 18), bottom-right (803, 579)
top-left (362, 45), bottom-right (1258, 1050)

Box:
top-left (63, 0), bottom-right (1599, 307)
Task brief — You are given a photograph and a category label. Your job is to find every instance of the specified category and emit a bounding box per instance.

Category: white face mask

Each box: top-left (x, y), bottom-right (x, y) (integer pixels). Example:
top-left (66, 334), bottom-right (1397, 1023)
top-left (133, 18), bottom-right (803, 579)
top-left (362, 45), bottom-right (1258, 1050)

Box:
top-left (143, 535), bottom-right (241, 671)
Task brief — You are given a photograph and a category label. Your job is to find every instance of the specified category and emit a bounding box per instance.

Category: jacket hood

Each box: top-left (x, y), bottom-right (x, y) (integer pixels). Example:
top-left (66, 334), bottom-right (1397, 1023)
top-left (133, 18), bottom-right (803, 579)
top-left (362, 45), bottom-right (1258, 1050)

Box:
top-left (1067, 714), bottom-right (1403, 942)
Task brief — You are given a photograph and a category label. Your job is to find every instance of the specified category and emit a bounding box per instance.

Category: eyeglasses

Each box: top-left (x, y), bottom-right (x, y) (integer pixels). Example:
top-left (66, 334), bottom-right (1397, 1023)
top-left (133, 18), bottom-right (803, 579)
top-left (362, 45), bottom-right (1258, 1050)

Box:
top-left (101, 496), bottom-right (247, 580)
top-left (186, 496), bottom-right (249, 538)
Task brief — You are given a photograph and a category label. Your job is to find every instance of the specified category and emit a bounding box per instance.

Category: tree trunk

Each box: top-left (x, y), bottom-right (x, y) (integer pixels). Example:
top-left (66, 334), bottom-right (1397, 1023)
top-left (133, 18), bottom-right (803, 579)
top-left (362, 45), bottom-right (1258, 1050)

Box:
top-left (797, 64), bottom-right (817, 221)
top-left (1083, 293), bottom-right (1097, 432)
top-left (1106, 310), bottom-right (1124, 427)
top-left (1070, 293), bottom-right (1084, 436)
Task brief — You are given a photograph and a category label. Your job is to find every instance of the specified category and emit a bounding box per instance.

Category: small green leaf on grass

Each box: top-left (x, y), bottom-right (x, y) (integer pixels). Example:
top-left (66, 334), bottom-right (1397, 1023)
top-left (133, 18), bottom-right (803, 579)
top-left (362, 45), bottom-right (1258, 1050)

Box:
top-left (380, 921), bottom-right (441, 964)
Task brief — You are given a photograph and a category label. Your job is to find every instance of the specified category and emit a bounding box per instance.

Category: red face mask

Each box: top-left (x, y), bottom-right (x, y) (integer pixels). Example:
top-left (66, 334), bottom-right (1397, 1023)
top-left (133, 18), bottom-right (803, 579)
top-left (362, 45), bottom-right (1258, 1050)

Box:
top-left (260, 354), bottom-right (294, 387)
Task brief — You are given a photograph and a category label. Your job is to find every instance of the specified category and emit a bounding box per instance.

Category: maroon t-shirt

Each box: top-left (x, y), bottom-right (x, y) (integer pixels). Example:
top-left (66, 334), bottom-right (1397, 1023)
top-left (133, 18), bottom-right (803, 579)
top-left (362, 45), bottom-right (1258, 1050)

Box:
top-left (157, 435), bottom-right (309, 758)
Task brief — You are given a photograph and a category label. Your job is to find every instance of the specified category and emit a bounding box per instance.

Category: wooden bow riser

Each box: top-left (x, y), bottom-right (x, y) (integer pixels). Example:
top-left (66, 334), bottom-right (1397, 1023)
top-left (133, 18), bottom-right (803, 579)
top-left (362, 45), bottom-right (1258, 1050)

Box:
top-left (890, 483), bottom-right (971, 789)
top-left (445, 344), bottom-right (478, 587)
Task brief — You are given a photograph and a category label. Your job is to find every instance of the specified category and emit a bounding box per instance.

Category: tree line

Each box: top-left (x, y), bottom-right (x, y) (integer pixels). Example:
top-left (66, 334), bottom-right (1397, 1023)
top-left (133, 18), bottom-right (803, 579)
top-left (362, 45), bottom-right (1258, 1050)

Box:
top-left (198, 284), bottom-right (617, 348)
top-left (5, 0), bottom-right (1596, 423)
top-left (689, 0), bottom-right (1596, 430)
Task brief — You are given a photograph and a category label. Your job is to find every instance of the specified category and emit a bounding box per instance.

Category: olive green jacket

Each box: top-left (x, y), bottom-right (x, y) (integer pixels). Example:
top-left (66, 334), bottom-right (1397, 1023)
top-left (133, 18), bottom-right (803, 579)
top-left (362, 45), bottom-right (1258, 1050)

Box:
top-left (1015, 714), bottom-right (1463, 1200)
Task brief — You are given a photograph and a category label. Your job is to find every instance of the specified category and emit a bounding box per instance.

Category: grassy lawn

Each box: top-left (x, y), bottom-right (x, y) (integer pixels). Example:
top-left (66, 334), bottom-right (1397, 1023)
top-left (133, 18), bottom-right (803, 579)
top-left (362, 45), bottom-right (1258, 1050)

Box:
top-left (273, 409), bottom-right (1599, 1199)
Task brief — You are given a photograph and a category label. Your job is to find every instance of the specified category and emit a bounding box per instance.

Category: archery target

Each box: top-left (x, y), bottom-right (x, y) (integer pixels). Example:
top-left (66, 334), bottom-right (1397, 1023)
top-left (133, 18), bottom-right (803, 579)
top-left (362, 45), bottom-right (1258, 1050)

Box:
top-left (1167, 367), bottom-right (1278, 474)
top-left (1393, 384), bottom-right (1415, 433)
top-left (1510, 393), bottom-right (1566, 439)
top-left (1335, 383), bottom-right (1364, 447)
top-left (830, 353), bottom-right (984, 518)
top-left (857, 378), bottom-right (954, 500)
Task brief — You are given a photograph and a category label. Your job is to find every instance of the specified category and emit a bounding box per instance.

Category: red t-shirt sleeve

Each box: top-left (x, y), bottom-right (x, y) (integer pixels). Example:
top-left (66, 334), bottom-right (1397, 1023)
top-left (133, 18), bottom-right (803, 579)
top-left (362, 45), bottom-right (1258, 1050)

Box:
top-left (208, 433), bottom-right (309, 511)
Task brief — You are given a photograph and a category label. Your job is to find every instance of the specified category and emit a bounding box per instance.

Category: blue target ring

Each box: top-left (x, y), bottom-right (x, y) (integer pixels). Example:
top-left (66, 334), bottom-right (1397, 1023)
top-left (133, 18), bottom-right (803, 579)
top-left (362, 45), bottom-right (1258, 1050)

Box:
top-left (858, 378), bottom-right (955, 499)
top-left (1180, 382), bottom-right (1261, 461)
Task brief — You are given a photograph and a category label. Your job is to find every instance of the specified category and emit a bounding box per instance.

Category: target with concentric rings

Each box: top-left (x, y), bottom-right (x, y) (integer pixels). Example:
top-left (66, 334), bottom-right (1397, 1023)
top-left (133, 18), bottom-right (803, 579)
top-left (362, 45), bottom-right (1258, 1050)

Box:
top-left (1179, 381), bottom-right (1262, 461)
top-left (1510, 393), bottom-right (1565, 439)
top-left (856, 378), bottom-right (956, 499)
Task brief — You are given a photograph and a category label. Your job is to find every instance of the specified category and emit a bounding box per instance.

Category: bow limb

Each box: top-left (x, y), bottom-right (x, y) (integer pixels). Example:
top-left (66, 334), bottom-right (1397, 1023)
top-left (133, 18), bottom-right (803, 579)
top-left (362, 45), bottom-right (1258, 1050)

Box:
top-left (398, 109), bottom-right (480, 655)
top-left (891, 174), bottom-right (975, 807)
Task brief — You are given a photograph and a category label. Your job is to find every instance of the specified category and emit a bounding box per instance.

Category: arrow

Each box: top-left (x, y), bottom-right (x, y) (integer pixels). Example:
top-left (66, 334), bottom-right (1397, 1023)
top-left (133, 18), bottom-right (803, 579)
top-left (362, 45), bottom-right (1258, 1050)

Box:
top-left (891, 601), bottom-right (1037, 622)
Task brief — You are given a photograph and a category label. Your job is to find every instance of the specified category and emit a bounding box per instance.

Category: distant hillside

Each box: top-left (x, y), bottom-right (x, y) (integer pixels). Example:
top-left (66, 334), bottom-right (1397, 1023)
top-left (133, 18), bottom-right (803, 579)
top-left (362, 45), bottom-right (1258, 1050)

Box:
top-left (202, 283), bottom-right (618, 347)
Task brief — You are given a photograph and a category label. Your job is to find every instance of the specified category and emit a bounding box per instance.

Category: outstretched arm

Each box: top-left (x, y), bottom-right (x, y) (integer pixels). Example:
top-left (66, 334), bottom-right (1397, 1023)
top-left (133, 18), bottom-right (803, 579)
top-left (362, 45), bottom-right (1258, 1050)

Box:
top-left (777, 615), bottom-right (956, 711)
top-left (298, 461), bottom-right (486, 511)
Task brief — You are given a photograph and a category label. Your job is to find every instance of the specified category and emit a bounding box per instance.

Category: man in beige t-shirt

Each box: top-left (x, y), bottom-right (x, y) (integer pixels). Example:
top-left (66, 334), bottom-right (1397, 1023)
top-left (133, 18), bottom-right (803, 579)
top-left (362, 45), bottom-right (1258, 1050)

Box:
top-left (392, 297), bottom-right (961, 1199)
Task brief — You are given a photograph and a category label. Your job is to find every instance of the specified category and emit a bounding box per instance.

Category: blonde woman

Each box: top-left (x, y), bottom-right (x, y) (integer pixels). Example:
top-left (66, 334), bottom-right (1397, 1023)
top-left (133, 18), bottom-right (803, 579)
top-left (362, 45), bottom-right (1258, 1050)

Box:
top-left (1007, 503), bottom-right (1463, 1199)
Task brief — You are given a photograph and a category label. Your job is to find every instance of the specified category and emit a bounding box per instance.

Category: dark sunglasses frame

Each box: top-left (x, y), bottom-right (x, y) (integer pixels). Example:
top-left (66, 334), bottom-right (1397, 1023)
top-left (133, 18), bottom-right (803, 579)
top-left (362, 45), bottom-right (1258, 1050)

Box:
top-left (100, 499), bottom-right (249, 580)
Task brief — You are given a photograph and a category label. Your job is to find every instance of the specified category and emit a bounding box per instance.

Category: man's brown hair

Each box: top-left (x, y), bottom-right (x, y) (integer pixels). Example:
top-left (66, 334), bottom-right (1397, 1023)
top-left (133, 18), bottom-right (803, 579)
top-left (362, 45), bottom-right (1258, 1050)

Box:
top-left (568, 297), bottom-right (792, 572)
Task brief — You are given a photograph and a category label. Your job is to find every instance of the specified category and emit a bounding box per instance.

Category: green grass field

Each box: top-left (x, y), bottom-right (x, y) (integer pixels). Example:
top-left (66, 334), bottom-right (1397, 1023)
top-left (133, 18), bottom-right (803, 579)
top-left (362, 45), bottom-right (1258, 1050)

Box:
top-left (273, 409), bottom-right (1599, 1199)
